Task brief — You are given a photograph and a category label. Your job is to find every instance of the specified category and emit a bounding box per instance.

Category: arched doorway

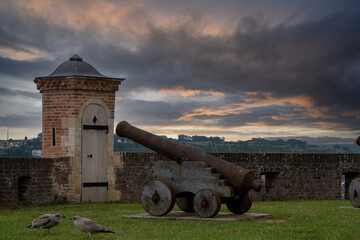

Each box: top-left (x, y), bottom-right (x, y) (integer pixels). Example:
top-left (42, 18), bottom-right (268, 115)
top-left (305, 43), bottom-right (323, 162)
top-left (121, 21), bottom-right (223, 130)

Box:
top-left (81, 103), bottom-right (108, 202)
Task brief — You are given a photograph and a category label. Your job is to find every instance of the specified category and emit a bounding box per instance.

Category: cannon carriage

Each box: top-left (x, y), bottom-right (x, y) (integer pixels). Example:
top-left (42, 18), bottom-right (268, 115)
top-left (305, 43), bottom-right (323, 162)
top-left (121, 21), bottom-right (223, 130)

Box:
top-left (116, 121), bottom-right (262, 218)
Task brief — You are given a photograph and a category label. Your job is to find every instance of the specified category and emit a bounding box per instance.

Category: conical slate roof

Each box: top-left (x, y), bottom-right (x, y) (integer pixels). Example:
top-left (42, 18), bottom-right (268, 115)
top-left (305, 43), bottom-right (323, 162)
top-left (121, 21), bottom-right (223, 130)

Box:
top-left (46, 54), bottom-right (108, 78)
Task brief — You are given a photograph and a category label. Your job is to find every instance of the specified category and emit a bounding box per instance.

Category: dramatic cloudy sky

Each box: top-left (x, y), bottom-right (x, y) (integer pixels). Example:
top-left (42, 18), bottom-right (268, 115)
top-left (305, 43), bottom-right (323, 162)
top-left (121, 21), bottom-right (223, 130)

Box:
top-left (0, 0), bottom-right (359, 141)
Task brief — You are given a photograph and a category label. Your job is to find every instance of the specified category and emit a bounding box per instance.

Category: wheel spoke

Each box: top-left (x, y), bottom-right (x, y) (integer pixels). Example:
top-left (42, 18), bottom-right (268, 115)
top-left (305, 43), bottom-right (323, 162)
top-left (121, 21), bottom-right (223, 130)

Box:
top-left (349, 178), bottom-right (360, 207)
top-left (141, 179), bottom-right (176, 216)
top-left (226, 193), bottom-right (253, 214)
top-left (193, 189), bottom-right (221, 218)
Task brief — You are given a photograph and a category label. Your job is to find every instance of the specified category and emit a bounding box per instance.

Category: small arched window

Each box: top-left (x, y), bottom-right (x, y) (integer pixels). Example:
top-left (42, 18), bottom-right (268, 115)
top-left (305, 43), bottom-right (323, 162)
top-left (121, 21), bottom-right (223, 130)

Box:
top-left (18, 176), bottom-right (31, 205)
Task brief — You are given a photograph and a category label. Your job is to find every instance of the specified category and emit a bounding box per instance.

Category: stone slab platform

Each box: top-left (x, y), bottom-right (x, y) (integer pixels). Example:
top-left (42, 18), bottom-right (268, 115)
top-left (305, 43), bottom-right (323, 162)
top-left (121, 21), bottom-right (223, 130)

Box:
top-left (340, 206), bottom-right (360, 210)
top-left (122, 211), bottom-right (270, 221)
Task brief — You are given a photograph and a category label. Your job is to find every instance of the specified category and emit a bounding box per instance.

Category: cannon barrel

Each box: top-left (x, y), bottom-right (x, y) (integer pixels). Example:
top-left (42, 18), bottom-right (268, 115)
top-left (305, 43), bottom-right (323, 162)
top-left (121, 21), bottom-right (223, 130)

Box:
top-left (357, 136), bottom-right (360, 146)
top-left (116, 121), bottom-right (262, 195)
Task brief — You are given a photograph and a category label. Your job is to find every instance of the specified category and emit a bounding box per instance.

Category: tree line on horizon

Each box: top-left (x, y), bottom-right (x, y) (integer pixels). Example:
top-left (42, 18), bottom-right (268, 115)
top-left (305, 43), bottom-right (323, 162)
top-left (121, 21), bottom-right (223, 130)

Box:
top-left (114, 134), bottom-right (352, 154)
top-left (0, 133), bottom-right (353, 158)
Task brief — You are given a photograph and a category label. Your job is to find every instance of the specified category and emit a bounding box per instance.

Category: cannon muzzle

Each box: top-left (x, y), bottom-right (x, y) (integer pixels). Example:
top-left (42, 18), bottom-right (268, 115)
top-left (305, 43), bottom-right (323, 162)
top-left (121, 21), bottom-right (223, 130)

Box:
top-left (116, 121), bottom-right (261, 195)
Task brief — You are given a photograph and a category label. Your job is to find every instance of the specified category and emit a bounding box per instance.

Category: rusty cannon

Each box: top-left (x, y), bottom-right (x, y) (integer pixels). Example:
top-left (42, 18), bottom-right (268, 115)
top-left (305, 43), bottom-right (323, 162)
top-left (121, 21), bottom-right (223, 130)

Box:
top-left (116, 121), bottom-right (262, 218)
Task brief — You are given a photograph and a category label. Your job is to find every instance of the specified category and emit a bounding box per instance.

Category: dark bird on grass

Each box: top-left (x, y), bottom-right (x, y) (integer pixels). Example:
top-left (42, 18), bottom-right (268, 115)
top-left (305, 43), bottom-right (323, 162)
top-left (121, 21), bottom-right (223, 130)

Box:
top-left (69, 216), bottom-right (115, 239)
top-left (27, 214), bottom-right (65, 237)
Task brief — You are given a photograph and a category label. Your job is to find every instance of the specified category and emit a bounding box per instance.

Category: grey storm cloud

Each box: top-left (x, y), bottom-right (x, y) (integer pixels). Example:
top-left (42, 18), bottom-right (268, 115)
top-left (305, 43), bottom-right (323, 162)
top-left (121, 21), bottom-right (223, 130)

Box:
top-left (0, 57), bottom-right (51, 79)
top-left (0, 0), bottom-right (359, 138)
top-left (0, 115), bottom-right (41, 128)
top-left (0, 3), bottom-right (93, 57)
top-left (116, 11), bottom-right (360, 130)
top-left (136, 11), bottom-right (360, 100)
top-left (80, 10), bottom-right (360, 118)
top-left (115, 99), bottom-right (206, 125)
top-left (0, 87), bottom-right (40, 99)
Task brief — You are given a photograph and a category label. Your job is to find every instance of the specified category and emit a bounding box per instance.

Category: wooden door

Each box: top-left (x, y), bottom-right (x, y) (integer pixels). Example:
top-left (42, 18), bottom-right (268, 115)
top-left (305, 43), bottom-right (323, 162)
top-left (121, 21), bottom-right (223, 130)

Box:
top-left (81, 103), bottom-right (108, 202)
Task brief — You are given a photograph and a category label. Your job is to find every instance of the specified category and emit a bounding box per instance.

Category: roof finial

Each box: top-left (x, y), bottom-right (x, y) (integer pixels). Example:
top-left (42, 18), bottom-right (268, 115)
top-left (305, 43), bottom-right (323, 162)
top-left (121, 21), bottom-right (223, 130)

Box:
top-left (69, 54), bottom-right (83, 61)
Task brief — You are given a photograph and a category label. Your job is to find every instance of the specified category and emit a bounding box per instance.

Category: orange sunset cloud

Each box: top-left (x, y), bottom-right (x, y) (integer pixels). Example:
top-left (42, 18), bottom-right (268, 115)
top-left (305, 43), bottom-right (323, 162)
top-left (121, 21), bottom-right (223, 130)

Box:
top-left (177, 91), bottom-right (333, 122)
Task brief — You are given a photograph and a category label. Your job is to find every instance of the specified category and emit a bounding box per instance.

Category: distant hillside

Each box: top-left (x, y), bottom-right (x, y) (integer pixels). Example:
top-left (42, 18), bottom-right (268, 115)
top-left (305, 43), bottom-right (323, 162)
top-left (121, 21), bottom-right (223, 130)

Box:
top-left (266, 136), bottom-right (360, 153)
top-left (265, 136), bottom-right (356, 144)
top-left (0, 138), bottom-right (42, 157)
top-left (114, 135), bottom-right (354, 153)
top-left (1, 134), bottom-right (356, 158)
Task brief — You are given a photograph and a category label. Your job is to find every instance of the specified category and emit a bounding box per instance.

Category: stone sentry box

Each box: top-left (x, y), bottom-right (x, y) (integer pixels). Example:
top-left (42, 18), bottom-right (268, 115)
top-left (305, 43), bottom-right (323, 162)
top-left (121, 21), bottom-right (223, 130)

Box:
top-left (34, 55), bottom-right (124, 202)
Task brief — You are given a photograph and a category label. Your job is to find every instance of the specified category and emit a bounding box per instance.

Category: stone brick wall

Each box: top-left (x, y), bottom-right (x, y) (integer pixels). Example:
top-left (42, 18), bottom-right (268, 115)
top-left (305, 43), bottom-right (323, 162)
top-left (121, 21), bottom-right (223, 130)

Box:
top-left (114, 152), bottom-right (169, 200)
top-left (0, 157), bottom-right (72, 207)
top-left (114, 152), bottom-right (360, 201)
top-left (34, 77), bottom-right (121, 157)
top-left (1, 153), bottom-right (359, 207)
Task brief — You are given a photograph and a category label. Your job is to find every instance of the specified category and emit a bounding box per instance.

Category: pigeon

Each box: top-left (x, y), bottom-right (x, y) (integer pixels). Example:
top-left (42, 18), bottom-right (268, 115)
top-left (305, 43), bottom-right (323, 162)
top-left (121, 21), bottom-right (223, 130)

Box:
top-left (69, 216), bottom-right (114, 239)
top-left (27, 214), bottom-right (65, 237)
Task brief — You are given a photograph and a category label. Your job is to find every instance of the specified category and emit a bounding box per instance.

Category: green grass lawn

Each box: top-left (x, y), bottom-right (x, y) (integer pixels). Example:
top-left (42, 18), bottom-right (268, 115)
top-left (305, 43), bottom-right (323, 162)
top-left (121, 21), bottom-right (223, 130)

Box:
top-left (0, 200), bottom-right (359, 239)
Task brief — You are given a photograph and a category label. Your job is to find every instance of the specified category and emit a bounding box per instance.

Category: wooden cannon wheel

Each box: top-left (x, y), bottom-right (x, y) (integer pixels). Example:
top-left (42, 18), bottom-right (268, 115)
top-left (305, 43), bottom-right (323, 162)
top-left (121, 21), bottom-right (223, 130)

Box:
top-left (140, 179), bottom-right (176, 216)
top-left (176, 194), bottom-right (195, 213)
top-left (349, 178), bottom-right (360, 208)
top-left (193, 189), bottom-right (221, 218)
top-left (226, 193), bottom-right (253, 214)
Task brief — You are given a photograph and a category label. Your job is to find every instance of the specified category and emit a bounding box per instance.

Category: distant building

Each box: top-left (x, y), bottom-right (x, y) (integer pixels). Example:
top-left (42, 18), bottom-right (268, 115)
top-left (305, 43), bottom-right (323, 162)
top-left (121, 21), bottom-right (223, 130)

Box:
top-left (32, 150), bottom-right (42, 157)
